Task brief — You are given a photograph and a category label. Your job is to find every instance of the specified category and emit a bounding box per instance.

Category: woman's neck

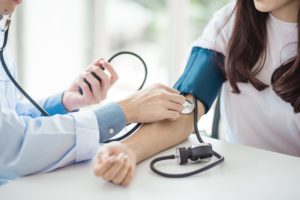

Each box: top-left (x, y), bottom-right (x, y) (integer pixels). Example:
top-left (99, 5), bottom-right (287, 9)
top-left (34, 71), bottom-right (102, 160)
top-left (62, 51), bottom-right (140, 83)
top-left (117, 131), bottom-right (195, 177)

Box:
top-left (272, 0), bottom-right (299, 23)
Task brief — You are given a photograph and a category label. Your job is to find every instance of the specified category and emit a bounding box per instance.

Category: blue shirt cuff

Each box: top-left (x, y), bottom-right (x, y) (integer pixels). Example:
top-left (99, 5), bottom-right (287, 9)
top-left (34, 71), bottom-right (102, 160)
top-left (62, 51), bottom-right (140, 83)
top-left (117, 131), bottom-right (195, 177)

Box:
top-left (93, 102), bottom-right (127, 143)
top-left (43, 92), bottom-right (69, 115)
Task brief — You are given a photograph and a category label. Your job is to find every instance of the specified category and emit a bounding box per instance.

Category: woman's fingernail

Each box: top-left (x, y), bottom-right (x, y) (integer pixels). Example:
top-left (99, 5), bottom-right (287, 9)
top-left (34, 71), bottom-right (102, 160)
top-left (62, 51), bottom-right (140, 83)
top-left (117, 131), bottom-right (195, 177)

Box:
top-left (118, 152), bottom-right (124, 158)
top-left (102, 154), bottom-right (108, 160)
top-left (120, 152), bottom-right (128, 160)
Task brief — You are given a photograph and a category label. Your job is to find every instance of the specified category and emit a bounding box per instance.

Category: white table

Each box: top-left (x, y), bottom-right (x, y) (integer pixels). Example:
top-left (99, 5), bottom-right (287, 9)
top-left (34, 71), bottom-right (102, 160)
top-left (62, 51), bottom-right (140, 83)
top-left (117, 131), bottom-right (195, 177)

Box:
top-left (1, 135), bottom-right (300, 200)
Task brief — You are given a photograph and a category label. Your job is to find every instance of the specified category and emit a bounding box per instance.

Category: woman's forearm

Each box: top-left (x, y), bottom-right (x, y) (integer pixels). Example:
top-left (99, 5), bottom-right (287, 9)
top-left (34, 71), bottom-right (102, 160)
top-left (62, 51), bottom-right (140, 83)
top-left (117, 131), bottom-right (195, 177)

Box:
top-left (93, 95), bottom-right (205, 186)
top-left (122, 95), bottom-right (205, 163)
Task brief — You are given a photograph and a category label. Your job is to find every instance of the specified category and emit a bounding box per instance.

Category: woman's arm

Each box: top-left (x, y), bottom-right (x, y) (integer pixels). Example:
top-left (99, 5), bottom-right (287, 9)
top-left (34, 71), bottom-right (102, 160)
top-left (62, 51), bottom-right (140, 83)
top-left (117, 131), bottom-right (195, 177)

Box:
top-left (93, 95), bottom-right (205, 186)
top-left (124, 96), bottom-right (204, 163)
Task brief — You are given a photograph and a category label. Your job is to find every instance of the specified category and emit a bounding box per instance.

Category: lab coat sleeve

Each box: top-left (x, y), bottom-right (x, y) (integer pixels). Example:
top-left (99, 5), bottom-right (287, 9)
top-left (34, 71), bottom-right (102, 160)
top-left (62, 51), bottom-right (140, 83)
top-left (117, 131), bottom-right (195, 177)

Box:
top-left (16, 92), bottom-right (69, 117)
top-left (0, 105), bottom-right (99, 183)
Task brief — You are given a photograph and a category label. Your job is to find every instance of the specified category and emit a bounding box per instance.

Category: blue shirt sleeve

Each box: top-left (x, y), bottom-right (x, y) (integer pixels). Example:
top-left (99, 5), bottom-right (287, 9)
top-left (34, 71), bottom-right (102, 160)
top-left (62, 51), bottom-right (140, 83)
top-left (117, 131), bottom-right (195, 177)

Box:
top-left (43, 92), bottom-right (69, 115)
top-left (16, 92), bottom-right (70, 117)
top-left (93, 102), bottom-right (127, 143)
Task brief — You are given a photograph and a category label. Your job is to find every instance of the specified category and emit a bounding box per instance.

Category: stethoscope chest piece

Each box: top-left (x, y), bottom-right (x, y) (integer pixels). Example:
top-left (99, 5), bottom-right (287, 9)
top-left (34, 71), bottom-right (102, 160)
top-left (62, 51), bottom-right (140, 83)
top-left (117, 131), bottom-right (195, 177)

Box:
top-left (181, 99), bottom-right (195, 115)
top-left (0, 15), bottom-right (11, 32)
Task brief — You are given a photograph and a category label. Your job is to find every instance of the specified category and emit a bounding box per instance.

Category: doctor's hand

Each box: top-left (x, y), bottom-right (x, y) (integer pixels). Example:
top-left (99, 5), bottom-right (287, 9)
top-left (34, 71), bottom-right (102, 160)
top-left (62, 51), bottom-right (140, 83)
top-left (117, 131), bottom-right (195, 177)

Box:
top-left (62, 59), bottom-right (118, 111)
top-left (93, 142), bottom-right (136, 186)
top-left (117, 83), bottom-right (185, 124)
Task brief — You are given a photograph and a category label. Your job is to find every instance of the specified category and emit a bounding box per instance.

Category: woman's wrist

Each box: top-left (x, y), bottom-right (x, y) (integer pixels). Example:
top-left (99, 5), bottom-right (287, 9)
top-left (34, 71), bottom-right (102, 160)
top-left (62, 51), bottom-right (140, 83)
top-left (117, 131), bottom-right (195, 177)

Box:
top-left (122, 140), bottom-right (141, 164)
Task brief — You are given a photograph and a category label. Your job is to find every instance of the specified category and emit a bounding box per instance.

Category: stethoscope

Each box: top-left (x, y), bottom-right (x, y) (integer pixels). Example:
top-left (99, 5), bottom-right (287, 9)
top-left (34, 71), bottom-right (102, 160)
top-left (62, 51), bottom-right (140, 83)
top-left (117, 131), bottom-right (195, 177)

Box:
top-left (0, 15), bottom-right (224, 178)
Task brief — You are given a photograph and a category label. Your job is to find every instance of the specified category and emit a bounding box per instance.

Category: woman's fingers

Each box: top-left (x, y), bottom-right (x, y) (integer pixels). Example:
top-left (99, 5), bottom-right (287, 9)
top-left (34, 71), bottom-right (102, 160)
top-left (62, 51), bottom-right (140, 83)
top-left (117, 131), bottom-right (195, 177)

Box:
top-left (102, 153), bottom-right (128, 181)
top-left (112, 160), bottom-right (130, 184)
top-left (93, 142), bottom-right (137, 186)
top-left (93, 146), bottom-right (119, 177)
top-left (93, 154), bottom-right (114, 177)
top-left (121, 167), bottom-right (134, 186)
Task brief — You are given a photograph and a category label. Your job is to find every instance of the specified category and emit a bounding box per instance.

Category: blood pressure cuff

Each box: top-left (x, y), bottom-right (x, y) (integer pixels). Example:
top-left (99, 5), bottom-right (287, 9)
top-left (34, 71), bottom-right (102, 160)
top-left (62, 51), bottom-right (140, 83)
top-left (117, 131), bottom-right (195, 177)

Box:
top-left (174, 47), bottom-right (225, 113)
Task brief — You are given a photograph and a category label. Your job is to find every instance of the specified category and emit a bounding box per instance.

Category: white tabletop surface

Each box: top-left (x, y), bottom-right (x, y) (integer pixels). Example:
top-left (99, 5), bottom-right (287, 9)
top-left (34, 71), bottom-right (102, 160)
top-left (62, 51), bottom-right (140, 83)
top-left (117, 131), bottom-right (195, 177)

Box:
top-left (0, 135), bottom-right (300, 200)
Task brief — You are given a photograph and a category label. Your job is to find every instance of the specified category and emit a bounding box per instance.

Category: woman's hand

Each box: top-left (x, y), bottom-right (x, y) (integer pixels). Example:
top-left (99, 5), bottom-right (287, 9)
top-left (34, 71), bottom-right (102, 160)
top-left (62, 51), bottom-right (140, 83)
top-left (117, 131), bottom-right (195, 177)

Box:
top-left (93, 142), bottom-right (136, 186)
top-left (118, 83), bottom-right (186, 123)
top-left (62, 59), bottom-right (118, 111)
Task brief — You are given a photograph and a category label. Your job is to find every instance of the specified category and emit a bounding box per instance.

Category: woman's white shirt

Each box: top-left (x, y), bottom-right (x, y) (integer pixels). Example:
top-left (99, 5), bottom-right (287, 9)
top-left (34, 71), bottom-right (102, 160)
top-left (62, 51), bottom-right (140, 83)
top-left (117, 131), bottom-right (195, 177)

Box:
top-left (194, 1), bottom-right (300, 156)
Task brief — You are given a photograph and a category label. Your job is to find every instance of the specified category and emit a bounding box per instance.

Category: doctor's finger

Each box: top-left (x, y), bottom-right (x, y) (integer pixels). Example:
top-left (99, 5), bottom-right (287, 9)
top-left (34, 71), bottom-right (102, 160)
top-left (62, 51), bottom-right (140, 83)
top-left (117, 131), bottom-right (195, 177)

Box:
top-left (91, 65), bottom-right (110, 83)
top-left (158, 84), bottom-right (180, 94)
top-left (164, 110), bottom-right (181, 121)
top-left (101, 61), bottom-right (119, 85)
top-left (84, 73), bottom-right (102, 102)
top-left (166, 101), bottom-right (184, 113)
top-left (167, 93), bottom-right (186, 105)
top-left (93, 58), bottom-right (105, 67)
top-left (91, 66), bottom-right (110, 96)
top-left (78, 79), bottom-right (93, 100)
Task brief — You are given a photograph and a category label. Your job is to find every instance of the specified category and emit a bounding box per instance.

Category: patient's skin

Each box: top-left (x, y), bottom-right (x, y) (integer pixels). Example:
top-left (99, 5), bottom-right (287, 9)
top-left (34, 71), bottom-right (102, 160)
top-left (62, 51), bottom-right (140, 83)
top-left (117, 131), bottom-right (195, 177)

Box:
top-left (93, 95), bottom-right (204, 186)
top-left (93, 0), bottom-right (300, 186)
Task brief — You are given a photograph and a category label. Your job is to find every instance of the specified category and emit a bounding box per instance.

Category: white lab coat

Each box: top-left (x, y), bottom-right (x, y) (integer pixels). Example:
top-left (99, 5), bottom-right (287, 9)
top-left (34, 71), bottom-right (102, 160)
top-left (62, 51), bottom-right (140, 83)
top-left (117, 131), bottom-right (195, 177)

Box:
top-left (0, 36), bottom-right (100, 184)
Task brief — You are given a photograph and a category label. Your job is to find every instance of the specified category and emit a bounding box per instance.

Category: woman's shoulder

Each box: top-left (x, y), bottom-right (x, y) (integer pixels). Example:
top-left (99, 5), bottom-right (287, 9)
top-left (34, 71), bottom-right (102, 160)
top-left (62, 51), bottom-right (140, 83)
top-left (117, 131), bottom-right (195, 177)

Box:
top-left (193, 1), bottom-right (237, 55)
top-left (215, 0), bottom-right (236, 18)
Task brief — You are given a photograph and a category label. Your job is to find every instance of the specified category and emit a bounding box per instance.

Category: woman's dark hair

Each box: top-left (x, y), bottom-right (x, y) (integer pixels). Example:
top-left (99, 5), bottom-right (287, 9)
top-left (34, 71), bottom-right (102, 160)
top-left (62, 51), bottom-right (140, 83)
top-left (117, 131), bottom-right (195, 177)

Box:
top-left (226, 0), bottom-right (300, 112)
